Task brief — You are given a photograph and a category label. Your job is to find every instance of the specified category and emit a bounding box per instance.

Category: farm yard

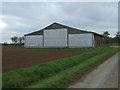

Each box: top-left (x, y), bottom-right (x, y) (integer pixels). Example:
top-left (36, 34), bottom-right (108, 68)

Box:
top-left (2, 46), bottom-right (93, 72)
top-left (2, 46), bottom-right (118, 88)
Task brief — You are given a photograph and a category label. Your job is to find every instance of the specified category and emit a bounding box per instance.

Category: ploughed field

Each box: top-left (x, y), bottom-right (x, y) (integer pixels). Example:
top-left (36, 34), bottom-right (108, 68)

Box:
top-left (2, 46), bottom-right (92, 72)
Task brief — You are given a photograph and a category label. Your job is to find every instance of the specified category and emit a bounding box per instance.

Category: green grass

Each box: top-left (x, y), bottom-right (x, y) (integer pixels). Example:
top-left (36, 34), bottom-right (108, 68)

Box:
top-left (111, 44), bottom-right (120, 46)
top-left (30, 48), bottom-right (117, 88)
top-left (2, 47), bottom-right (118, 88)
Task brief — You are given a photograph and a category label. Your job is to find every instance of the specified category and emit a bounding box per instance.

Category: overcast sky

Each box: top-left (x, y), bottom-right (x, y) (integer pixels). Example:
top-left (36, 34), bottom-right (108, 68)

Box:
top-left (1, 2), bottom-right (118, 43)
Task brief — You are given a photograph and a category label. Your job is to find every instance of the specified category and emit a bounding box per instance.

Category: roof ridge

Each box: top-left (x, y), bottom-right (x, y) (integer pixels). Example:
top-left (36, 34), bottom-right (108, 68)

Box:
top-left (25, 22), bottom-right (104, 37)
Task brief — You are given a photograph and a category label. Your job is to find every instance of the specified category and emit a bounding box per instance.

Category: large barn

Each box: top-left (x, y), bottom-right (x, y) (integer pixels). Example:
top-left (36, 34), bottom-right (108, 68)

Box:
top-left (24, 22), bottom-right (104, 47)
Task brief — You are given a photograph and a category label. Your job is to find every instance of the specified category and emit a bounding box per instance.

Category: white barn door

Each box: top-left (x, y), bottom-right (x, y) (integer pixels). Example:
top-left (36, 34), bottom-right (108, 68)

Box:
top-left (68, 33), bottom-right (94, 47)
top-left (25, 35), bottom-right (43, 47)
top-left (44, 29), bottom-right (68, 47)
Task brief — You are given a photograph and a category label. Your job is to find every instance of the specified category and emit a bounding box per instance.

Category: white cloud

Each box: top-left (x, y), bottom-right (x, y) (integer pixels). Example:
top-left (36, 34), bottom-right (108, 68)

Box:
top-left (0, 15), bottom-right (8, 29)
top-left (0, 20), bottom-right (8, 29)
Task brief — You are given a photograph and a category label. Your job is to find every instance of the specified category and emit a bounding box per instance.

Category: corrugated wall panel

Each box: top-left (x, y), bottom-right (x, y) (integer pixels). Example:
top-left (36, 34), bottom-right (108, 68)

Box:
top-left (92, 34), bottom-right (95, 47)
top-left (68, 33), bottom-right (93, 47)
top-left (25, 35), bottom-right (43, 47)
top-left (44, 29), bottom-right (67, 47)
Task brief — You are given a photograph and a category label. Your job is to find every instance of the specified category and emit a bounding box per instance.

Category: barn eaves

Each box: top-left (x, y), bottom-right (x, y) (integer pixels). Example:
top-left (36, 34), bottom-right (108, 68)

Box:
top-left (24, 22), bottom-right (104, 37)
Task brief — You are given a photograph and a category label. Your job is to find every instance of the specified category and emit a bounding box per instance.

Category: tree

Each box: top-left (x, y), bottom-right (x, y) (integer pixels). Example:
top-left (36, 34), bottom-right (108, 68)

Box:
top-left (115, 31), bottom-right (120, 38)
top-left (18, 36), bottom-right (25, 44)
top-left (11, 36), bottom-right (18, 44)
top-left (4, 42), bottom-right (8, 46)
top-left (103, 31), bottom-right (110, 38)
top-left (21, 36), bottom-right (25, 44)
top-left (18, 37), bottom-right (22, 44)
top-left (115, 32), bottom-right (120, 45)
top-left (102, 31), bottom-right (111, 45)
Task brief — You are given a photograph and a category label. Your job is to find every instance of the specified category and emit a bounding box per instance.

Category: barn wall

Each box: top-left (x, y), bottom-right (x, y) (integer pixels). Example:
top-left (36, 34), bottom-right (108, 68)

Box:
top-left (92, 34), bottom-right (95, 47)
top-left (94, 35), bottom-right (104, 46)
top-left (68, 33), bottom-right (94, 47)
top-left (25, 35), bottom-right (43, 47)
top-left (44, 29), bottom-right (68, 47)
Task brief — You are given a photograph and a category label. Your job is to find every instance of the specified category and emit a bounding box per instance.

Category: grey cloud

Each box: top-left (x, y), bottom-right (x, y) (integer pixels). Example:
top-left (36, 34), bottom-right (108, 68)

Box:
top-left (1, 2), bottom-right (118, 43)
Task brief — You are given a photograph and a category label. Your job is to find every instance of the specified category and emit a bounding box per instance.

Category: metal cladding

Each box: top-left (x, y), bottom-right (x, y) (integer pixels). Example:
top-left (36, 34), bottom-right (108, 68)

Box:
top-left (25, 35), bottom-right (43, 47)
top-left (24, 22), bottom-right (103, 47)
top-left (68, 33), bottom-right (93, 47)
top-left (44, 29), bottom-right (68, 47)
top-left (24, 29), bottom-right (94, 47)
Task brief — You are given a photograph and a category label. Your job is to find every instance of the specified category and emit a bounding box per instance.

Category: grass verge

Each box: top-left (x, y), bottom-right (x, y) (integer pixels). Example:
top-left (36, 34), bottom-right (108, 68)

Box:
top-left (29, 47), bottom-right (118, 88)
top-left (2, 47), bottom-right (118, 88)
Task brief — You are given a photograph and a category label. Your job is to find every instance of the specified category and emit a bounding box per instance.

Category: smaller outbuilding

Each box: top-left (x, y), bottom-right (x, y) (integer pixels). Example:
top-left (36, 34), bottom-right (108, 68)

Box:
top-left (24, 22), bottom-right (104, 47)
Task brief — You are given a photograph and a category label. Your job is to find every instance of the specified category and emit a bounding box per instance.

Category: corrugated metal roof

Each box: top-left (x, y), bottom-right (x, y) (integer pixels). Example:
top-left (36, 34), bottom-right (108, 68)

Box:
top-left (24, 22), bottom-right (104, 37)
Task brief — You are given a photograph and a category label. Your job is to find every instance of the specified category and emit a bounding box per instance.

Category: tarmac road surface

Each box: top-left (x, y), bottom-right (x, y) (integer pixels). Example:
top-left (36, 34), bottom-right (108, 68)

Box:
top-left (69, 52), bottom-right (119, 88)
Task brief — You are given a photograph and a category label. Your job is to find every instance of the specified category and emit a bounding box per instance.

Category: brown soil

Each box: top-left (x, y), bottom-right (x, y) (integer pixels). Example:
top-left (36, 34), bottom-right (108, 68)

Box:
top-left (2, 46), bottom-right (93, 73)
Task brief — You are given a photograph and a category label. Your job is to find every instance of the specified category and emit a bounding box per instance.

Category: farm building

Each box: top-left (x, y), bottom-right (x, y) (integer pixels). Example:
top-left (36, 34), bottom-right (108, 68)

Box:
top-left (24, 22), bottom-right (104, 47)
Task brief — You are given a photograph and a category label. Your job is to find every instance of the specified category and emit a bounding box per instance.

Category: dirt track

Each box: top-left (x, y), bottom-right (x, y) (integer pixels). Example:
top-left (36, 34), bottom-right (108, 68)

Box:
top-left (69, 52), bottom-right (118, 88)
top-left (2, 46), bottom-right (92, 73)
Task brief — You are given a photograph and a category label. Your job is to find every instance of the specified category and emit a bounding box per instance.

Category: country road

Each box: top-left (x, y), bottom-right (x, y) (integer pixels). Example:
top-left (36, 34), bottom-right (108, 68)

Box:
top-left (69, 52), bottom-right (119, 88)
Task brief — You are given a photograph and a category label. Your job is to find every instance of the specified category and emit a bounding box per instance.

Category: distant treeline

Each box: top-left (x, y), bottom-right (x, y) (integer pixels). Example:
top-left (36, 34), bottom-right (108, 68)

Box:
top-left (103, 37), bottom-right (120, 46)
top-left (3, 36), bottom-right (25, 46)
top-left (2, 43), bottom-right (24, 46)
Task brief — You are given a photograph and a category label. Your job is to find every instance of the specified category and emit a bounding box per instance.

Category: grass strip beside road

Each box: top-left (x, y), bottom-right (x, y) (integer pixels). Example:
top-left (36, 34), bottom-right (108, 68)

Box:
top-left (29, 47), bottom-right (118, 88)
top-left (2, 47), bottom-right (118, 88)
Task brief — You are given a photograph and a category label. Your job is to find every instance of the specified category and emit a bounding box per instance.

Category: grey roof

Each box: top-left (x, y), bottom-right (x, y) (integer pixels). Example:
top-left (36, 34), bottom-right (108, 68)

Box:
top-left (24, 22), bottom-right (104, 37)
